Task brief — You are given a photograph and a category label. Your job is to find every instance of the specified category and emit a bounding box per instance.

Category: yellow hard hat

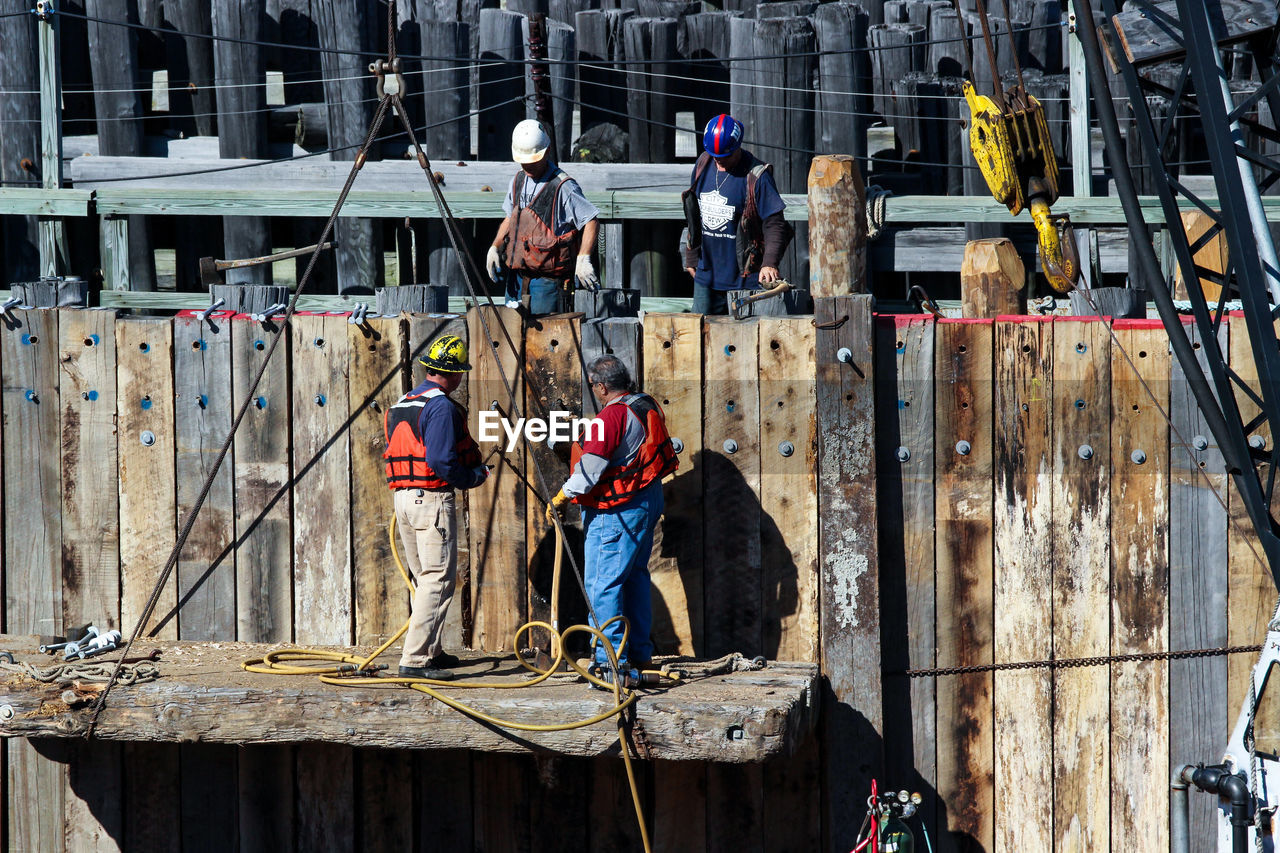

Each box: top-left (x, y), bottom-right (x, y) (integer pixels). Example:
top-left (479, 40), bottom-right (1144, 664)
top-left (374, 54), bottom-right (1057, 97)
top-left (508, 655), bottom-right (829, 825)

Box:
top-left (419, 334), bottom-right (471, 373)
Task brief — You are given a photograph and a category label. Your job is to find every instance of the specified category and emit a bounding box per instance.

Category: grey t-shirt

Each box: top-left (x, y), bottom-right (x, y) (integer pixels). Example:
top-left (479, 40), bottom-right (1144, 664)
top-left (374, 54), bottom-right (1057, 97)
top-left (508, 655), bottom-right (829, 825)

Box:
top-left (502, 166), bottom-right (600, 236)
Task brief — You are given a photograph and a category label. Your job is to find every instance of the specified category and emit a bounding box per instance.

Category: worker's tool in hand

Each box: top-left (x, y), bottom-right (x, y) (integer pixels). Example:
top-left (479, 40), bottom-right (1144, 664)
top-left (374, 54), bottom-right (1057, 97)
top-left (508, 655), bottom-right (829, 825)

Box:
top-left (43, 625), bottom-right (99, 654)
top-left (730, 280), bottom-right (792, 320)
top-left (961, 0), bottom-right (1080, 295)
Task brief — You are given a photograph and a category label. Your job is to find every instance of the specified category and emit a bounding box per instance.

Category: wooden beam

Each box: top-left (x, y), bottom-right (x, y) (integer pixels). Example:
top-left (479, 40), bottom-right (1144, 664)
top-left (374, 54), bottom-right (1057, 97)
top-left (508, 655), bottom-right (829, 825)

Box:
top-left (808, 155), bottom-right (867, 296)
top-left (1110, 0), bottom-right (1278, 67)
top-left (815, 294), bottom-right (880, 852)
top-left (0, 637), bottom-right (820, 763)
top-left (1109, 319), bottom-right (1171, 850)
top-left (0, 188), bottom-right (91, 216)
top-left (961, 238), bottom-right (1026, 318)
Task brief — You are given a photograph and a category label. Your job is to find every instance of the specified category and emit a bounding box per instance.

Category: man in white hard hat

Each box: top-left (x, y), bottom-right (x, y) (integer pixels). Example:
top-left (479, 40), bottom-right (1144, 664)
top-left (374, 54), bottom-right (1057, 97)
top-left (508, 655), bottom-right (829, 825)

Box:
top-left (486, 119), bottom-right (600, 314)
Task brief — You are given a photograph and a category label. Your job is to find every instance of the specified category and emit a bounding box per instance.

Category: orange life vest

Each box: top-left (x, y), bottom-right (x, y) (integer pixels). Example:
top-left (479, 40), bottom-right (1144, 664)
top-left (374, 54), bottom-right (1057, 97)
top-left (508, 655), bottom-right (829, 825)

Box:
top-left (505, 168), bottom-right (580, 278)
top-left (383, 387), bottom-right (481, 491)
top-left (569, 393), bottom-right (678, 510)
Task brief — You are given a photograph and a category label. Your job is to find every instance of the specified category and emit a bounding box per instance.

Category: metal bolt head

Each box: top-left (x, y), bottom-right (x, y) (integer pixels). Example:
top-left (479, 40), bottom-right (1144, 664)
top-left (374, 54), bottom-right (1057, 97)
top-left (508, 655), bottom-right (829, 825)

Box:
top-left (896, 446), bottom-right (910, 462)
top-left (670, 437), bottom-right (685, 454)
top-left (778, 440), bottom-right (794, 457)
top-left (1193, 435), bottom-right (1209, 451)
top-left (1078, 444), bottom-right (1094, 460)
top-left (955, 440), bottom-right (971, 456)
top-left (1250, 435), bottom-right (1267, 450)
top-left (723, 439), bottom-right (738, 454)
top-left (1130, 449), bottom-right (1147, 465)
top-left (140, 430), bottom-right (156, 447)
top-left (0, 705), bottom-right (12, 721)
top-left (836, 347), bottom-right (853, 364)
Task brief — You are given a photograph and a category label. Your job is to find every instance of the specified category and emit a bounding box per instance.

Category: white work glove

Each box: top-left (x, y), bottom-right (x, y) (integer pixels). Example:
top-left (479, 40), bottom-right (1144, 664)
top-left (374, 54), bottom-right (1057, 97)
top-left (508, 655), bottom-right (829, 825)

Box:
top-left (486, 245), bottom-right (503, 283)
top-left (574, 255), bottom-right (599, 291)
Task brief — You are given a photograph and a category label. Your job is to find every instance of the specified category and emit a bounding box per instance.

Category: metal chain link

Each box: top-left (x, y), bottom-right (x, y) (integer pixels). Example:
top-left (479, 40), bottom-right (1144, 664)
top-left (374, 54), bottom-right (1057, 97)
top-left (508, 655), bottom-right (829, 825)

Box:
top-left (897, 644), bottom-right (1264, 678)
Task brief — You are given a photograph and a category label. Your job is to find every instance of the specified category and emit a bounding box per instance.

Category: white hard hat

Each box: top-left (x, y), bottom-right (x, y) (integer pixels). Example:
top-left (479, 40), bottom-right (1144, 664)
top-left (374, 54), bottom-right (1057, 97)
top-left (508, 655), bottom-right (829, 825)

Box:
top-left (511, 119), bottom-right (550, 164)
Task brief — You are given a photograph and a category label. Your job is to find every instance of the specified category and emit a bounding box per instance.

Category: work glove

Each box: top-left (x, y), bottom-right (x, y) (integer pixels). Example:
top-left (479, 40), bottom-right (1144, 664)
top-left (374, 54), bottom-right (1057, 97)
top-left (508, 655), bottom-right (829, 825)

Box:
top-left (486, 245), bottom-right (503, 283)
top-left (472, 465), bottom-right (491, 484)
top-left (574, 255), bottom-right (599, 291)
top-left (544, 489), bottom-right (571, 524)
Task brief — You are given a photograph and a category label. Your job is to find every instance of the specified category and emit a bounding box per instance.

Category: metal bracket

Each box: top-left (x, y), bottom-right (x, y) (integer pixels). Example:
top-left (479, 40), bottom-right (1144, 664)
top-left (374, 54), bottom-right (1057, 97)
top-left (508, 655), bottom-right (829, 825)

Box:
top-left (369, 59), bottom-right (405, 100)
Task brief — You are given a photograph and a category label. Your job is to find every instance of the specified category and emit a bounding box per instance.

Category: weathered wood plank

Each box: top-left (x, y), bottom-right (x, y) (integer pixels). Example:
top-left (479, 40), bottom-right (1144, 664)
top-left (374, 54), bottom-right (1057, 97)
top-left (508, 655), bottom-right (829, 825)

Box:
top-left (1050, 318), bottom-right (1111, 852)
top-left (291, 314), bottom-right (353, 645)
top-left (530, 757), bottom-right (588, 852)
top-left (179, 744), bottom-right (237, 853)
top-left (3, 308), bottom-right (66, 853)
top-left (417, 750), bottom-right (474, 852)
top-left (467, 305), bottom-right (527, 651)
top-left (173, 311), bottom-right (237, 641)
top-left (349, 316), bottom-right (409, 646)
top-left (296, 745), bottom-right (354, 853)
top-left (1169, 317), bottom-right (1228, 848)
top-left (642, 313), bottom-right (704, 657)
top-left (652, 762), bottom-right (706, 853)
top-left (1228, 314), bottom-right (1275, 719)
top-left (1111, 0), bottom-right (1277, 66)
top-left (238, 744), bottom-right (293, 853)
top-left (474, 753), bottom-right (531, 853)
top-left (59, 310), bottom-right (120, 632)
top-left (815, 294), bottom-right (880, 853)
top-left (231, 315), bottom-right (292, 643)
top-left (934, 319), bottom-right (995, 853)
top-left (522, 313), bottom-right (585, 653)
top-left (1109, 320), bottom-right (1171, 850)
top-left (759, 317), bottom-right (819, 663)
top-left (590, 756), bottom-right (649, 853)
top-left (992, 317), bottom-right (1053, 853)
top-left (702, 318), bottom-right (762, 658)
top-left (0, 638), bottom-right (819, 762)
top-left (117, 319), bottom-right (177, 640)
top-left (706, 764), bottom-right (763, 852)
top-left (357, 748), bottom-right (414, 853)
top-left (64, 740), bottom-right (122, 853)
top-left (122, 743), bottom-right (179, 853)
top-left (761, 736), bottom-right (821, 853)
top-left (875, 315), bottom-right (936, 838)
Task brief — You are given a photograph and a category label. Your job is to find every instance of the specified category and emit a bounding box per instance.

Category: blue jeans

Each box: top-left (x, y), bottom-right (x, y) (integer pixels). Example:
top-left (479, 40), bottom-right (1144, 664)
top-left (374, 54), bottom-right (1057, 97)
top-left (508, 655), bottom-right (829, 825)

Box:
top-left (505, 274), bottom-right (562, 315)
top-left (693, 282), bottom-right (730, 315)
top-left (582, 480), bottom-right (663, 669)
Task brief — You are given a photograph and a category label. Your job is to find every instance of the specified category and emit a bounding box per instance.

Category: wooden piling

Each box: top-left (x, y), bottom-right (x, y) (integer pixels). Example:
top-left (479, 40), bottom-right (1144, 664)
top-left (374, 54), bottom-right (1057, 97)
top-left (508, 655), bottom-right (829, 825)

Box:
top-left (961, 238), bottom-right (1026, 318)
top-left (315, 0), bottom-right (382, 293)
top-left (1109, 319), bottom-right (1171, 850)
top-left (934, 318), bottom-right (995, 852)
top-left (813, 2), bottom-right (871, 164)
top-left (478, 9), bottom-right (528, 161)
top-left (642, 313), bottom-right (704, 656)
top-left (624, 17), bottom-right (677, 163)
top-left (815, 293), bottom-right (880, 853)
top-left (0, 7), bottom-right (42, 284)
top-left (807, 155), bottom-right (867, 296)
top-left (993, 317), bottom-right (1053, 852)
top-left (576, 9), bottom-right (634, 135)
top-left (423, 20), bottom-right (472, 161)
top-left (211, 1), bottom-right (272, 286)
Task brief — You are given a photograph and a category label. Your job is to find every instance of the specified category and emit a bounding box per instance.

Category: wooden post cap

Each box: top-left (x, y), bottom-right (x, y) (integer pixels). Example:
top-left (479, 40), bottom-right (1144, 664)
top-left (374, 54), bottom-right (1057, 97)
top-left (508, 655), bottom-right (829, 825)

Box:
top-left (808, 155), bottom-right (868, 298)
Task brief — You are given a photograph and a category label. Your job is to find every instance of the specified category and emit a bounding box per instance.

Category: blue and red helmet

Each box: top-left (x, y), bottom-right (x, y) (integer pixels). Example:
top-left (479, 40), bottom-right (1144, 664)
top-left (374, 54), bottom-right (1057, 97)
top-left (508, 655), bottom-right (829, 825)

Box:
top-left (702, 114), bottom-right (743, 158)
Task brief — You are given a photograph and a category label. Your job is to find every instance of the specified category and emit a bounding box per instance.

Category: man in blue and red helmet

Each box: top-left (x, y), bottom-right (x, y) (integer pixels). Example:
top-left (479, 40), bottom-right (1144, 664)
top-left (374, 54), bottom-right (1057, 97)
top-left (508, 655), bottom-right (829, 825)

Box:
top-left (681, 113), bottom-right (791, 315)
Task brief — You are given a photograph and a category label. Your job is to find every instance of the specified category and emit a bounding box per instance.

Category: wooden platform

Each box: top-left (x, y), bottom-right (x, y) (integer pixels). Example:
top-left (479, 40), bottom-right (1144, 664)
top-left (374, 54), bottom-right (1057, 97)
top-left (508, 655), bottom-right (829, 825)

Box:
top-left (0, 636), bottom-right (817, 764)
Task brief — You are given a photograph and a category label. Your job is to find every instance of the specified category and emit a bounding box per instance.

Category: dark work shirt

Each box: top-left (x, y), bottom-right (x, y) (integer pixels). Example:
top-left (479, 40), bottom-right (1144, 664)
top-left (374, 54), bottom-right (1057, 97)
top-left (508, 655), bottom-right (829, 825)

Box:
top-left (690, 152), bottom-right (785, 291)
top-left (413, 379), bottom-right (484, 490)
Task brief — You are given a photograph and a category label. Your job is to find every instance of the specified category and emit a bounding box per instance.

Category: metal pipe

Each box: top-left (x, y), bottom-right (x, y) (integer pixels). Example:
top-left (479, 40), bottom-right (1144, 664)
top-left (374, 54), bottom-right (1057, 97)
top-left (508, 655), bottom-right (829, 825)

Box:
top-left (1171, 764), bottom-right (1196, 853)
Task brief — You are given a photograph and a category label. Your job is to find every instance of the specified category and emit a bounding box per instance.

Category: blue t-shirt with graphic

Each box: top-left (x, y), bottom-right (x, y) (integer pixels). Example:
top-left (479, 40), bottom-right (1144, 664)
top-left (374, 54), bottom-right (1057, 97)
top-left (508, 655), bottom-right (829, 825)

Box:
top-left (691, 155), bottom-right (785, 291)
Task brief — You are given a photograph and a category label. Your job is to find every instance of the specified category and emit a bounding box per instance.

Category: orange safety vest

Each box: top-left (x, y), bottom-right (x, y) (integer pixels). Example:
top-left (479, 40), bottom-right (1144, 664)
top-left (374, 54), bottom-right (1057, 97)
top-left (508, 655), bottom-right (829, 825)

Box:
top-left (505, 168), bottom-right (580, 279)
top-left (569, 393), bottom-right (678, 510)
top-left (383, 387), bottom-right (481, 491)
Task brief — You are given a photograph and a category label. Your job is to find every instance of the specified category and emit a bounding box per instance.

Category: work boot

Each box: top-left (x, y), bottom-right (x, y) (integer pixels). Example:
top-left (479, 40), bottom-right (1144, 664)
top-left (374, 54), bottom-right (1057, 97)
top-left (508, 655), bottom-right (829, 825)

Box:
top-left (588, 664), bottom-right (640, 691)
top-left (427, 651), bottom-right (462, 669)
top-left (398, 664), bottom-right (454, 681)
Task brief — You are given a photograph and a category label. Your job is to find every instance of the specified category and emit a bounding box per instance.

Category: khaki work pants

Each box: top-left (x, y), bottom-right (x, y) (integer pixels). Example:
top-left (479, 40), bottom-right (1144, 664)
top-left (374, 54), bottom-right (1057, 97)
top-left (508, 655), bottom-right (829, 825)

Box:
top-left (394, 488), bottom-right (457, 667)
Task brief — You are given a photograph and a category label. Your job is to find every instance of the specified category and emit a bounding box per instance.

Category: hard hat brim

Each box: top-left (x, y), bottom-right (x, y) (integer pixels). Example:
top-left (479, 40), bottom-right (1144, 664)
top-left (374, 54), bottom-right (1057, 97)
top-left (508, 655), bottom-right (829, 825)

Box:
top-left (417, 356), bottom-right (472, 373)
top-left (512, 146), bottom-right (549, 164)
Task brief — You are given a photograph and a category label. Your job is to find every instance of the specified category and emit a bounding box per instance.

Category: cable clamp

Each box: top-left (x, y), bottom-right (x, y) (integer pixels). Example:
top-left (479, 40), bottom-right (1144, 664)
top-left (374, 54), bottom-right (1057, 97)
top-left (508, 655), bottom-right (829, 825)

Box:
top-left (369, 58), bottom-right (405, 99)
top-left (36, 0), bottom-right (53, 21)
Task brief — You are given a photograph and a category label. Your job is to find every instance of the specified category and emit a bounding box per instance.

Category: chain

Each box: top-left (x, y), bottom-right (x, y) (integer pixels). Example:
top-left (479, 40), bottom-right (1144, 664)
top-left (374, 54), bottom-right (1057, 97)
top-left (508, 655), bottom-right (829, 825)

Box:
top-left (897, 643), bottom-right (1265, 678)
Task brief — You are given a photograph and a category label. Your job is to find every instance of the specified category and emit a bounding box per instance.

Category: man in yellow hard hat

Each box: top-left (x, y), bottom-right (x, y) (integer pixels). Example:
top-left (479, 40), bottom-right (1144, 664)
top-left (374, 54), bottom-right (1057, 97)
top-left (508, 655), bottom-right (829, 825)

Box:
top-left (383, 334), bottom-right (489, 680)
top-left (486, 119), bottom-right (600, 314)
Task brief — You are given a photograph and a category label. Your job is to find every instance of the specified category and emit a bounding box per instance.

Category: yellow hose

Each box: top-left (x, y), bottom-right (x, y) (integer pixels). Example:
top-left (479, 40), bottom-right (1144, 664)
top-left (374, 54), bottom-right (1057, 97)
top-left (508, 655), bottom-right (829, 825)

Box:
top-left (242, 511), bottom-right (653, 853)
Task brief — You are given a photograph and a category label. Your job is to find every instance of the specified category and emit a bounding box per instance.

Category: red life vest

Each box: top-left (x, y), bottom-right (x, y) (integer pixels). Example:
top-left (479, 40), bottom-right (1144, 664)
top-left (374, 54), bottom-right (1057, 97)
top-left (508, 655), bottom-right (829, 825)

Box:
top-left (569, 393), bottom-right (678, 510)
top-left (383, 387), bottom-right (481, 491)
top-left (505, 168), bottom-right (580, 278)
